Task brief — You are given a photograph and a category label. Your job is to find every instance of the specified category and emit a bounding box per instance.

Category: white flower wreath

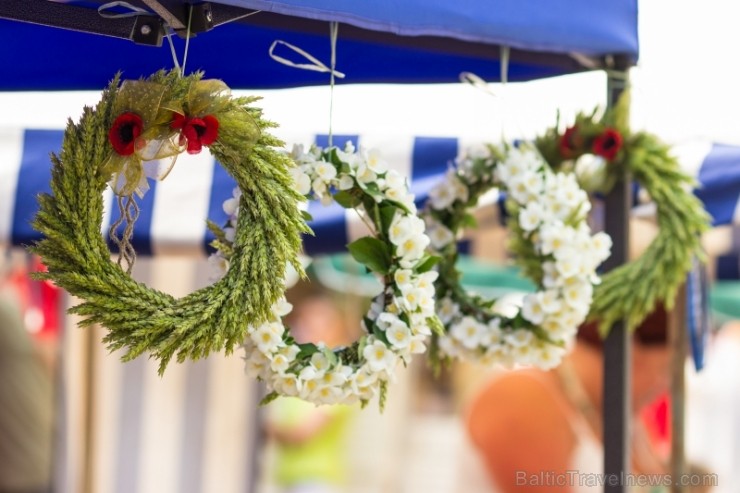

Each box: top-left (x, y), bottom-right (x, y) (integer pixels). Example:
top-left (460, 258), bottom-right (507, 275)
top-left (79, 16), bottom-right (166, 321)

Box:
top-left (423, 144), bottom-right (612, 370)
top-left (212, 142), bottom-right (442, 407)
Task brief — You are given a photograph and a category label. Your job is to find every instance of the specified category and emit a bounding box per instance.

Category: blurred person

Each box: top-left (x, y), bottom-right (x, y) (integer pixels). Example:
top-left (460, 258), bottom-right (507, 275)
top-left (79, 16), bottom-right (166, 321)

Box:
top-left (463, 305), bottom-right (713, 493)
top-left (264, 290), bottom-right (356, 493)
top-left (0, 261), bottom-right (54, 493)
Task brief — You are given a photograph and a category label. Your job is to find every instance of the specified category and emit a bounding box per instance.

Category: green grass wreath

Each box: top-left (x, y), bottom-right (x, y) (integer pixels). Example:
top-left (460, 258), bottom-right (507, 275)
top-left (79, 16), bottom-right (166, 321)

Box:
top-left (32, 70), bottom-right (309, 372)
top-left (535, 96), bottom-right (711, 333)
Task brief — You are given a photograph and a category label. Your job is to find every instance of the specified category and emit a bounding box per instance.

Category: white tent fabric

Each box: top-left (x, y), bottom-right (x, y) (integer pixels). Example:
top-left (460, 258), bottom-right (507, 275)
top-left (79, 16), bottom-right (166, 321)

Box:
top-left (0, 128), bottom-right (461, 257)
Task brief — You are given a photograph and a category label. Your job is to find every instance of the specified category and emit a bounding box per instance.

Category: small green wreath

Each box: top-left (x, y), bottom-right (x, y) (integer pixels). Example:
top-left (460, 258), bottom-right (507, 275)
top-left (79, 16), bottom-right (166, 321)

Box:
top-left (422, 144), bottom-right (611, 369)
top-left (535, 97), bottom-right (711, 332)
top-left (212, 143), bottom-right (443, 408)
top-left (32, 70), bottom-right (309, 372)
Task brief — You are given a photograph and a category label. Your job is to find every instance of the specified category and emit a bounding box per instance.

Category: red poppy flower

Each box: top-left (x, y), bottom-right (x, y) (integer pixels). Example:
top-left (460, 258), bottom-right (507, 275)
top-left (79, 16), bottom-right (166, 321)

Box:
top-left (108, 112), bottom-right (143, 156)
top-left (171, 113), bottom-right (219, 154)
top-left (559, 125), bottom-right (583, 158)
top-left (592, 128), bottom-right (623, 161)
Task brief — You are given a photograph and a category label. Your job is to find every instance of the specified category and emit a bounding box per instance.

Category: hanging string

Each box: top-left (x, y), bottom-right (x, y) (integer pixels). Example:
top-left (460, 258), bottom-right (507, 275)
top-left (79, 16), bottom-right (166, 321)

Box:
top-left (498, 46), bottom-right (510, 142)
top-left (165, 31), bottom-right (182, 73)
top-left (459, 71), bottom-right (497, 97)
top-left (267, 39), bottom-right (346, 78)
top-left (214, 10), bottom-right (262, 27)
top-left (459, 46), bottom-right (528, 144)
top-left (98, 1), bottom-right (183, 74)
top-left (98, 2), bottom-right (195, 273)
top-left (97, 1), bottom-right (147, 18)
top-left (328, 22), bottom-right (339, 147)
top-left (500, 45), bottom-right (510, 85)
top-left (109, 195), bottom-right (140, 274)
top-left (181, 6), bottom-right (194, 76)
top-left (161, 5), bottom-right (195, 76)
top-left (268, 22), bottom-right (344, 147)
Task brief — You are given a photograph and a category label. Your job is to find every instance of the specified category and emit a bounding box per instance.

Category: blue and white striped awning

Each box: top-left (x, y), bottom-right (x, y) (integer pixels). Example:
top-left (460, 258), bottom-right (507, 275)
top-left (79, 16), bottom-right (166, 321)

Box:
top-left (2, 129), bottom-right (739, 261)
top-left (0, 129), bottom-right (466, 257)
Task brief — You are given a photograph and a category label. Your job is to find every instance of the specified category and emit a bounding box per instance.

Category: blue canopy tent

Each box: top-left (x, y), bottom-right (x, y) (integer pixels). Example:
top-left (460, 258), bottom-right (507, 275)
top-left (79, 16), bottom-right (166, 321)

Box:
top-left (0, 0), bottom-right (637, 90)
top-left (0, 2), bottom-right (645, 493)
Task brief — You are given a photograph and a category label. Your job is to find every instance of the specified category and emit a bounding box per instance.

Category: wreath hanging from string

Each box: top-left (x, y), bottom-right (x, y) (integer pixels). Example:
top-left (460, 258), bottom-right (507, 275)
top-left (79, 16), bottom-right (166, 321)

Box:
top-left (32, 70), bottom-right (309, 372)
top-left (211, 143), bottom-right (443, 408)
top-left (422, 144), bottom-right (611, 369)
top-left (535, 96), bottom-right (711, 333)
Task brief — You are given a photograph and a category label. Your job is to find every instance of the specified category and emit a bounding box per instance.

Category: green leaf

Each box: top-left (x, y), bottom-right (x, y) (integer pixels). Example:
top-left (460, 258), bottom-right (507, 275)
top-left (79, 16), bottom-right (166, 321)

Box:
top-left (387, 200), bottom-right (412, 215)
top-left (206, 219), bottom-right (228, 242)
top-left (365, 317), bottom-right (390, 344)
top-left (379, 205), bottom-right (398, 237)
top-left (259, 391), bottom-right (279, 406)
top-left (460, 213), bottom-right (478, 229)
top-left (296, 343), bottom-right (319, 360)
top-left (326, 147), bottom-right (343, 167)
top-left (357, 333), bottom-right (369, 356)
top-left (426, 316), bottom-right (445, 337)
top-left (372, 325), bottom-right (390, 345)
top-left (478, 297), bottom-right (498, 309)
top-left (415, 255), bottom-right (441, 273)
top-left (321, 346), bottom-right (339, 366)
top-left (334, 190), bottom-right (361, 209)
top-left (379, 380), bottom-right (388, 412)
top-left (301, 210), bottom-right (314, 222)
top-left (348, 236), bottom-right (392, 274)
top-left (363, 181), bottom-right (383, 199)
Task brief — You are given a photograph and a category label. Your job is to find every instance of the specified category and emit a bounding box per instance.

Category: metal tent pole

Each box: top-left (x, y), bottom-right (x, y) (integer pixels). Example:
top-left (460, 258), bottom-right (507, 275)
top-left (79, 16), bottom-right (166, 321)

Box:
top-left (603, 61), bottom-right (630, 493)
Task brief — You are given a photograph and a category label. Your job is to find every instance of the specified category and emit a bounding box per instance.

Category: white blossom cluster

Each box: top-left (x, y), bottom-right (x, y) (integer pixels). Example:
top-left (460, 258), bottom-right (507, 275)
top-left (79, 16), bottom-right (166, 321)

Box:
top-left (240, 143), bottom-right (440, 406)
top-left (424, 145), bottom-right (498, 251)
top-left (289, 143), bottom-right (416, 212)
top-left (429, 146), bottom-right (612, 370)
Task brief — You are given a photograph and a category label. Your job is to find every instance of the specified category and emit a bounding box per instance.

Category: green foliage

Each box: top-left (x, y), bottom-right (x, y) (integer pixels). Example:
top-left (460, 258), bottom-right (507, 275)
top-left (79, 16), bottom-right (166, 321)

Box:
top-left (589, 131), bottom-right (710, 333)
top-left (426, 316), bottom-right (445, 337)
top-left (415, 255), bottom-right (441, 273)
top-left (333, 190), bottom-right (361, 209)
top-left (378, 205), bottom-right (398, 237)
top-left (259, 391), bottom-right (280, 406)
top-left (428, 335), bottom-right (443, 377)
top-left (460, 213), bottom-right (478, 229)
top-left (296, 343), bottom-right (320, 360)
top-left (348, 236), bottom-right (392, 275)
top-left (379, 380), bottom-right (388, 412)
top-left (32, 70), bottom-right (309, 372)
